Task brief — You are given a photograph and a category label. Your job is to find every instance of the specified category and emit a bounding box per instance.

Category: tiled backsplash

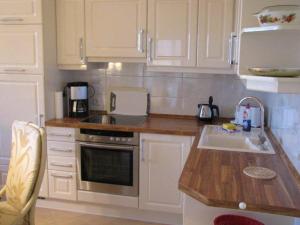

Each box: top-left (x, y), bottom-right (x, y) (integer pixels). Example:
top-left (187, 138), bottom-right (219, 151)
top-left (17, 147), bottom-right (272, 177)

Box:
top-left (265, 93), bottom-right (300, 173)
top-left (70, 63), bottom-right (260, 118)
top-left (67, 63), bottom-right (300, 173)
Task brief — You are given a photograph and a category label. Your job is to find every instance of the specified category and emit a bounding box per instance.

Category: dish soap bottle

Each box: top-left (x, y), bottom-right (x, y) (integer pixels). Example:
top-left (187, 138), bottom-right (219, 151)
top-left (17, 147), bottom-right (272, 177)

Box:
top-left (242, 104), bottom-right (251, 132)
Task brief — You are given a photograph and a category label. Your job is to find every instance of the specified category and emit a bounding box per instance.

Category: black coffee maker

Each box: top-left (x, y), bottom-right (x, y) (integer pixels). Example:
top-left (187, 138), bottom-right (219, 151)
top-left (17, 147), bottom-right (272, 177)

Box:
top-left (64, 82), bottom-right (89, 118)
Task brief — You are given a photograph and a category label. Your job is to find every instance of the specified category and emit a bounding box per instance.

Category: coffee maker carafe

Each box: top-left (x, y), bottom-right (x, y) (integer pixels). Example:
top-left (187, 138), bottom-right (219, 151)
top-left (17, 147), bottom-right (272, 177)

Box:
top-left (65, 82), bottom-right (89, 118)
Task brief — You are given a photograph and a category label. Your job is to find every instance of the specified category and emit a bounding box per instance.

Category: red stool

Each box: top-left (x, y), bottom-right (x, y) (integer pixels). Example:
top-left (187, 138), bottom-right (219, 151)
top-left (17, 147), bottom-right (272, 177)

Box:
top-left (214, 215), bottom-right (265, 225)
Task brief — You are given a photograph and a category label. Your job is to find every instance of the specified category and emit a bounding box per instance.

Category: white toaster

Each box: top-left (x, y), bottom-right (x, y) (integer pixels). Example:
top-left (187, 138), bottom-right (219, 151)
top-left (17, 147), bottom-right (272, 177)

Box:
top-left (233, 105), bottom-right (261, 128)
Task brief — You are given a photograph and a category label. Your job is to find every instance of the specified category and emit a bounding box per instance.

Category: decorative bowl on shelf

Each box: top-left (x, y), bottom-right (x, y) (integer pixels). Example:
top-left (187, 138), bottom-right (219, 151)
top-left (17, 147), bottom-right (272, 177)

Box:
top-left (248, 67), bottom-right (300, 77)
top-left (254, 5), bottom-right (300, 26)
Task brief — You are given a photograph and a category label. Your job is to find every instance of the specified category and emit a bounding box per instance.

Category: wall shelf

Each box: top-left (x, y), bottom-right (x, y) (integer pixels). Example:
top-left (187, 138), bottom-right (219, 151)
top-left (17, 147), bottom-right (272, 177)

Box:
top-left (239, 75), bottom-right (300, 93)
top-left (242, 25), bottom-right (300, 33)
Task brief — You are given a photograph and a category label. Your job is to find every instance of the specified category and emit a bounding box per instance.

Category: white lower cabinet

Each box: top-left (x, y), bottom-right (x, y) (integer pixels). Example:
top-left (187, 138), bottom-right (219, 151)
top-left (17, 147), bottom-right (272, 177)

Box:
top-left (139, 133), bottom-right (193, 214)
top-left (49, 170), bottom-right (77, 201)
top-left (46, 127), bottom-right (77, 201)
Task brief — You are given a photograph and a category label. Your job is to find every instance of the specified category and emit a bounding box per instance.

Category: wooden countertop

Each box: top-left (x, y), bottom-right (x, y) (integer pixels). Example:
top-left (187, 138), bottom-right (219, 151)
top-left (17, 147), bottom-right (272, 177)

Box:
top-left (179, 128), bottom-right (300, 217)
top-left (45, 113), bottom-right (222, 136)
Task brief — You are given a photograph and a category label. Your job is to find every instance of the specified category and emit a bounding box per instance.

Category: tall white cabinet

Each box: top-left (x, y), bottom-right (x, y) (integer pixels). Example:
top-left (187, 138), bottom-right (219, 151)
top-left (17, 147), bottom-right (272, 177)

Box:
top-left (139, 133), bottom-right (193, 214)
top-left (0, 0), bottom-right (47, 196)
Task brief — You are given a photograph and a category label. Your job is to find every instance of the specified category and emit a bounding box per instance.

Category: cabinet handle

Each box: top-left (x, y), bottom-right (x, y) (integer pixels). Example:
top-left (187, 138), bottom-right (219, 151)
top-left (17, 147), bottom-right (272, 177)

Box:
top-left (79, 38), bottom-right (85, 64)
top-left (137, 29), bottom-right (144, 53)
top-left (141, 140), bottom-right (145, 162)
top-left (4, 69), bottom-right (26, 72)
top-left (50, 162), bottom-right (73, 168)
top-left (1, 17), bottom-right (24, 22)
top-left (48, 133), bottom-right (72, 138)
top-left (49, 148), bottom-right (73, 153)
top-left (51, 173), bottom-right (73, 179)
top-left (228, 33), bottom-right (237, 65)
top-left (147, 37), bottom-right (153, 64)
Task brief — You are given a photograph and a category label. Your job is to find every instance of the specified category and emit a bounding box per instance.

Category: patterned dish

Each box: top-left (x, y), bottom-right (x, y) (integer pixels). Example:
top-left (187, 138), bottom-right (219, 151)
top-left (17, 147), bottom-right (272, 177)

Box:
top-left (243, 166), bottom-right (277, 180)
top-left (254, 5), bottom-right (300, 26)
top-left (248, 68), bottom-right (300, 77)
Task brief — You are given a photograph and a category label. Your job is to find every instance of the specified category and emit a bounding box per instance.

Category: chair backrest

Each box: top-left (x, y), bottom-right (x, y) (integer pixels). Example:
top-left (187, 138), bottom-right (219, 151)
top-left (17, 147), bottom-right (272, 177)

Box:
top-left (5, 121), bottom-right (46, 211)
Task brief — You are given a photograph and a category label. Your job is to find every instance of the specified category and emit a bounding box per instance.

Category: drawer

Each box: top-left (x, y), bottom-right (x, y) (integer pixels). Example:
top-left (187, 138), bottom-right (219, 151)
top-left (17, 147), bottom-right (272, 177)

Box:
top-left (48, 156), bottom-right (76, 172)
top-left (48, 170), bottom-right (77, 201)
top-left (47, 127), bottom-right (75, 142)
top-left (47, 141), bottom-right (76, 157)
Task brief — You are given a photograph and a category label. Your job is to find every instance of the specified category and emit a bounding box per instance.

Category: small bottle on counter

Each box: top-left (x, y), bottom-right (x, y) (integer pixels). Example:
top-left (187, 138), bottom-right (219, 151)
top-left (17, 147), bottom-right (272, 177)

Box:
top-left (242, 104), bottom-right (251, 132)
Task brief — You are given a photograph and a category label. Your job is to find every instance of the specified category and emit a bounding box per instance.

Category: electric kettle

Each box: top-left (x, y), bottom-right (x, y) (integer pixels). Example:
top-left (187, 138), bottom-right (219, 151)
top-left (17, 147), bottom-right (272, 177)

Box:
top-left (197, 96), bottom-right (220, 121)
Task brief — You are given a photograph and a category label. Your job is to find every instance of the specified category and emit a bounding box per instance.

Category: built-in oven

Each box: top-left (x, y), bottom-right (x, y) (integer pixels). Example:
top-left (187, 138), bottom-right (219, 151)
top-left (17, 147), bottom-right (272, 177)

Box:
top-left (76, 128), bottom-right (139, 197)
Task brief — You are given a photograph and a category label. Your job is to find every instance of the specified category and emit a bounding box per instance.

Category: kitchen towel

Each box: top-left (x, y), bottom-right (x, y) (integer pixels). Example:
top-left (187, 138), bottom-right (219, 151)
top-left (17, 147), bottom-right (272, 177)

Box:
top-left (55, 91), bottom-right (64, 119)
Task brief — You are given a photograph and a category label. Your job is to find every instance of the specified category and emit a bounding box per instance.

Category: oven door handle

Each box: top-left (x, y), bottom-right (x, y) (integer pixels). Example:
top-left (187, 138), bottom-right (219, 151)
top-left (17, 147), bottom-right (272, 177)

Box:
top-left (78, 142), bottom-right (135, 151)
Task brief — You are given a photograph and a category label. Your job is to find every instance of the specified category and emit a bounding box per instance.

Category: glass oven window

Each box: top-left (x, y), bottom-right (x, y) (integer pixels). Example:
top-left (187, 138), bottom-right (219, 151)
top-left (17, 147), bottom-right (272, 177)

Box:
top-left (81, 146), bottom-right (133, 186)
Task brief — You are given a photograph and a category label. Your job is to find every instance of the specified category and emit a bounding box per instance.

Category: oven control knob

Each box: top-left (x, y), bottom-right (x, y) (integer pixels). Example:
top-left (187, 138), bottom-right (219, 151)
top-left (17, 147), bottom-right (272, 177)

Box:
top-left (116, 138), bottom-right (121, 141)
top-left (110, 137), bottom-right (114, 141)
top-left (128, 138), bottom-right (132, 142)
top-left (121, 138), bottom-right (127, 142)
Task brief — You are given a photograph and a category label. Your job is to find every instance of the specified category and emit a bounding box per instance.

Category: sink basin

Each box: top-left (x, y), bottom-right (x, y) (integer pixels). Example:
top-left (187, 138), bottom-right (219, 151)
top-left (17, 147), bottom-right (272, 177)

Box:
top-left (198, 125), bottom-right (275, 154)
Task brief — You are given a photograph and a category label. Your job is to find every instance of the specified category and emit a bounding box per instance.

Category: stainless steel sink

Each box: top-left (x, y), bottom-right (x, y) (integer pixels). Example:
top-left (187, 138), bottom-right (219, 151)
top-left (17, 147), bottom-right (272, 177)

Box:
top-left (198, 125), bottom-right (275, 154)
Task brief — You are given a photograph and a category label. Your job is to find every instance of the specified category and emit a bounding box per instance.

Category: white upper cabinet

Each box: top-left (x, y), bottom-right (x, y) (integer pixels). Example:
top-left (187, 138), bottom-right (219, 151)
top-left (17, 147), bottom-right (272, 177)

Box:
top-left (0, 0), bottom-right (42, 24)
top-left (147, 0), bottom-right (198, 67)
top-left (85, 0), bottom-right (147, 59)
top-left (0, 25), bottom-right (43, 74)
top-left (139, 133), bottom-right (193, 213)
top-left (56, 0), bottom-right (86, 70)
top-left (197, 0), bottom-right (235, 69)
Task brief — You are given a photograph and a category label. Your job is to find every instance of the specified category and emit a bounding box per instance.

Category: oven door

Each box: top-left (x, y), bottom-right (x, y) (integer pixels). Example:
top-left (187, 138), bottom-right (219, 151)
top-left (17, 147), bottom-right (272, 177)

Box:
top-left (77, 142), bottom-right (139, 196)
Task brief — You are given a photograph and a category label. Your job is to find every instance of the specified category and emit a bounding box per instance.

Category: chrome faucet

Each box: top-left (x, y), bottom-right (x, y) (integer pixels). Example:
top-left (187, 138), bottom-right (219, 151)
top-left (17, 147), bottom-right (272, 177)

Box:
top-left (237, 96), bottom-right (266, 144)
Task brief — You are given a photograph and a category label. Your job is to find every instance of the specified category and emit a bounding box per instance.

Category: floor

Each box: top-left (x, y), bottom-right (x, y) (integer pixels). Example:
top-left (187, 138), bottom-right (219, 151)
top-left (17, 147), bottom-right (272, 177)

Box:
top-left (35, 208), bottom-right (167, 225)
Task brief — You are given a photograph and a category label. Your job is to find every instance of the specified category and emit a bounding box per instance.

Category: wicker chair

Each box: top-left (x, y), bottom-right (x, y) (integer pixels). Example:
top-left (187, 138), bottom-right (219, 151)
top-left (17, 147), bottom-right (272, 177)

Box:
top-left (0, 121), bottom-right (46, 225)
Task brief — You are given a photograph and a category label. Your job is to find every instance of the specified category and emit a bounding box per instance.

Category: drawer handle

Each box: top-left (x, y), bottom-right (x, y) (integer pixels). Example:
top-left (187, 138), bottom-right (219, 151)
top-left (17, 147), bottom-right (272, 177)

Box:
top-left (48, 133), bottom-right (72, 138)
top-left (1, 17), bottom-right (24, 22)
top-left (49, 148), bottom-right (72, 153)
top-left (4, 69), bottom-right (26, 72)
top-left (50, 162), bottom-right (73, 168)
top-left (51, 173), bottom-right (73, 179)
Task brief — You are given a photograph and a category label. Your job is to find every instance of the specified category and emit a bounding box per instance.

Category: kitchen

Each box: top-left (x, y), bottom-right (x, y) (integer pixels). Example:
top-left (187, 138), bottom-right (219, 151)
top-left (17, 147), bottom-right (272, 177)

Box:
top-left (0, 0), bottom-right (299, 225)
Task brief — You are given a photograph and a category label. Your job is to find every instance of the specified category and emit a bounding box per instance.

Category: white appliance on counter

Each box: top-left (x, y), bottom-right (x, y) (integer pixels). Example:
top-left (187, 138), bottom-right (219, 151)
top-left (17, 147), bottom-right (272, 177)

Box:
top-left (106, 87), bottom-right (149, 116)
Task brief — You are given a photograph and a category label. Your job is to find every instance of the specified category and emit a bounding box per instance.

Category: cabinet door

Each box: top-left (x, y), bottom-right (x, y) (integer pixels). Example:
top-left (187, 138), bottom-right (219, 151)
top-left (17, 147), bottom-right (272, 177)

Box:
top-left (197, 0), bottom-right (235, 69)
top-left (147, 0), bottom-right (198, 67)
top-left (85, 0), bottom-right (147, 58)
top-left (0, 0), bottom-right (42, 24)
top-left (56, 0), bottom-right (86, 69)
top-left (49, 170), bottom-right (77, 201)
top-left (0, 75), bottom-right (45, 160)
top-left (139, 134), bottom-right (193, 213)
top-left (0, 25), bottom-right (43, 74)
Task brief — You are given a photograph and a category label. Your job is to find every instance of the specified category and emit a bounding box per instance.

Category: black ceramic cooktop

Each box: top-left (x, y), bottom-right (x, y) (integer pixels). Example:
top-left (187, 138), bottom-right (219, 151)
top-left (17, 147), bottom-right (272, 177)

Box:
top-left (81, 114), bottom-right (147, 126)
